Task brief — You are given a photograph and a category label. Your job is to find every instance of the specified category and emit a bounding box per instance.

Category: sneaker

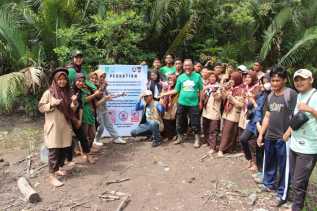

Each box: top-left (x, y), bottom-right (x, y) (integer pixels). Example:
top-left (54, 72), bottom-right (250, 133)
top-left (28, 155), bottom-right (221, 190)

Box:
top-left (113, 137), bottom-right (127, 144)
top-left (174, 135), bottom-right (183, 145)
top-left (259, 184), bottom-right (273, 192)
top-left (275, 197), bottom-right (287, 207)
top-left (208, 149), bottom-right (216, 154)
top-left (152, 142), bottom-right (161, 147)
top-left (93, 140), bottom-right (104, 146)
top-left (217, 151), bottom-right (224, 157)
top-left (193, 134), bottom-right (200, 148)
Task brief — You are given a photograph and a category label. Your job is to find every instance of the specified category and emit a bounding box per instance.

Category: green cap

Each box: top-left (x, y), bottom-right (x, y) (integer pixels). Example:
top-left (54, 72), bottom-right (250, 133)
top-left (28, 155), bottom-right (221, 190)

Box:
top-left (72, 50), bottom-right (83, 58)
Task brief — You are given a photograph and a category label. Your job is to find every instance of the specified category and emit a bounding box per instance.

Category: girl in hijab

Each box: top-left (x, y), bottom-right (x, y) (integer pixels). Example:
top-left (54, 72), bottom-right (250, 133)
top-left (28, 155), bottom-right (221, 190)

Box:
top-left (239, 71), bottom-right (260, 137)
top-left (240, 74), bottom-right (271, 171)
top-left (73, 73), bottom-right (101, 150)
top-left (160, 74), bottom-right (178, 140)
top-left (93, 69), bottom-right (127, 145)
top-left (72, 73), bottom-right (96, 164)
top-left (39, 68), bottom-right (78, 187)
top-left (219, 72), bottom-right (244, 156)
top-left (200, 72), bottom-right (222, 154)
top-left (147, 71), bottom-right (163, 101)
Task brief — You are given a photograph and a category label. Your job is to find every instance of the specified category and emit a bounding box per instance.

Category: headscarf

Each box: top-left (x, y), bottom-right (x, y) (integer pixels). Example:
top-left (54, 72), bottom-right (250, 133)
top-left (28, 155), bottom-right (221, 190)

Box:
top-left (49, 71), bottom-right (74, 123)
top-left (224, 72), bottom-right (243, 112)
top-left (248, 71), bottom-right (258, 87)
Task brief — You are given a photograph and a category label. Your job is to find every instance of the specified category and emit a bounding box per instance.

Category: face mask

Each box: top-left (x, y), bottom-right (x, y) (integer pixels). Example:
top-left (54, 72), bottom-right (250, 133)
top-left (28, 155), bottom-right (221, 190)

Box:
top-left (263, 82), bottom-right (271, 91)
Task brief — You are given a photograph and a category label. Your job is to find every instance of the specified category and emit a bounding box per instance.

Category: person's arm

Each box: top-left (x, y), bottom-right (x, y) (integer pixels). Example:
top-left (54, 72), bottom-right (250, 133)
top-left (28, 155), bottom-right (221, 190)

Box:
top-left (297, 102), bottom-right (317, 118)
top-left (257, 111), bottom-right (270, 146)
top-left (283, 127), bottom-right (292, 141)
top-left (70, 95), bottom-right (79, 112)
top-left (85, 89), bottom-right (101, 102)
top-left (157, 103), bottom-right (165, 113)
top-left (96, 95), bottom-right (112, 107)
top-left (253, 95), bottom-right (266, 123)
top-left (160, 89), bottom-right (177, 97)
top-left (135, 99), bottom-right (145, 111)
top-left (38, 91), bottom-right (61, 113)
top-left (228, 95), bottom-right (244, 108)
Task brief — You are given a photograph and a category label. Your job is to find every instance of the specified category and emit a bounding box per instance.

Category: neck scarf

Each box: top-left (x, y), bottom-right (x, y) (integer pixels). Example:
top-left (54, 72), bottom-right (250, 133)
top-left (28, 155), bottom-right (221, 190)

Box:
top-left (224, 72), bottom-right (243, 112)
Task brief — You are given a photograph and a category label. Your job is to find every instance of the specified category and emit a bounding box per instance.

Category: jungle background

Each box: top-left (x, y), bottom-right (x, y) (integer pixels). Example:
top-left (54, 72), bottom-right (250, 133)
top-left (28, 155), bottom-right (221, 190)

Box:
top-left (0, 0), bottom-right (316, 210)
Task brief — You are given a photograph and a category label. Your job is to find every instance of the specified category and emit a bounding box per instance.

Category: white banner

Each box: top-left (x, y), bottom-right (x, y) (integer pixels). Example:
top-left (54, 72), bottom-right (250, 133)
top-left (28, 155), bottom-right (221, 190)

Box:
top-left (98, 65), bottom-right (147, 136)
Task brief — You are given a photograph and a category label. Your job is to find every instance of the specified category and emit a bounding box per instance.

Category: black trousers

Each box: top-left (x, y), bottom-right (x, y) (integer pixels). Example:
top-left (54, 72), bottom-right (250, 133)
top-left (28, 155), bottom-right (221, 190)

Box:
top-left (240, 129), bottom-right (256, 161)
top-left (48, 148), bottom-right (67, 173)
top-left (289, 149), bottom-right (317, 211)
top-left (72, 125), bottom-right (91, 154)
top-left (176, 104), bottom-right (200, 135)
top-left (162, 119), bottom-right (177, 138)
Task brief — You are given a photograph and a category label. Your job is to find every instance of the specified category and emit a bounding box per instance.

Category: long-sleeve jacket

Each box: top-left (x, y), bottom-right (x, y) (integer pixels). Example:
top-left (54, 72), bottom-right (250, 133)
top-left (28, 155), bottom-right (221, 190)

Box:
top-left (38, 90), bottom-right (73, 149)
top-left (245, 91), bottom-right (269, 135)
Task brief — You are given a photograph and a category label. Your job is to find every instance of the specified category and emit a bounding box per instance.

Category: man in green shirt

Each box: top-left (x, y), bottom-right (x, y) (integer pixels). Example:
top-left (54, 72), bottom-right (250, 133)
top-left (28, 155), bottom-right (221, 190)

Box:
top-left (160, 59), bottom-right (203, 148)
top-left (66, 50), bottom-right (96, 91)
top-left (160, 54), bottom-right (176, 81)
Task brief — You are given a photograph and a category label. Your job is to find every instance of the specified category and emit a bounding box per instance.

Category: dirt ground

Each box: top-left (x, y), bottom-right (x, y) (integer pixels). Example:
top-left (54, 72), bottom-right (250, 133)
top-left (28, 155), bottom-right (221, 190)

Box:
top-left (0, 114), bottom-right (311, 211)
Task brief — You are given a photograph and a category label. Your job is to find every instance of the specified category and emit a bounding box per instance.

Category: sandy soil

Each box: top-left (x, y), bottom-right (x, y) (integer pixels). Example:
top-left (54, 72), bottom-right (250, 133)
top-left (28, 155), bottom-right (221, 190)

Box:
top-left (0, 114), bottom-right (305, 211)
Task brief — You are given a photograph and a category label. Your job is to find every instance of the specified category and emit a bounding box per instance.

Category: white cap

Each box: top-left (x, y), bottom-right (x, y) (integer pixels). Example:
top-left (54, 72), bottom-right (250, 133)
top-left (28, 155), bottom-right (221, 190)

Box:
top-left (237, 65), bottom-right (249, 73)
top-left (142, 90), bottom-right (152, 97)
top-left (293, 69), bottom-right (313, 79)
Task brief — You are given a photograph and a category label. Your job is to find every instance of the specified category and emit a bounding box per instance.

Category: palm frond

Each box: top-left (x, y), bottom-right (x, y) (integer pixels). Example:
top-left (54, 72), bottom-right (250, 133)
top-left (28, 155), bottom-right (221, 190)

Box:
top-left (0, 8), bottom-right (28, 63)
top-left (259, 7), bottom-right (292, 60)
top-left (0, 66), bottom-right (44, 112)
top-left (0, 72), bottom-right (26, 112)
top-left (279, 26), bottom-right (317, 66)
top-left (20, 67), bottom-right (44, 90)
top-left (165, 14), bottom-right (199, 55)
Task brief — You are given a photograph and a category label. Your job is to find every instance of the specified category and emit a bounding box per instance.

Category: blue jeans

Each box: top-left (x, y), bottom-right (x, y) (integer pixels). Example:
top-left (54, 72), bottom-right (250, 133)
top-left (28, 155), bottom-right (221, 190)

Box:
top-left (95, 111), bottom-right (119, 142)
top-left (263, 138), bottom-right (290, 200)
top-left (131, 120), bottom-right (161, 143)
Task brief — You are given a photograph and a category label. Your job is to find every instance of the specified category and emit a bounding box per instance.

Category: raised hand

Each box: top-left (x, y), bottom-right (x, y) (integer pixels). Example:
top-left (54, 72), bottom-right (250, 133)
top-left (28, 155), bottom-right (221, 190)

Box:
top-left (51, 98), bottom-right (62, 107)
top-left (71, 95), bottom-right (78, 102)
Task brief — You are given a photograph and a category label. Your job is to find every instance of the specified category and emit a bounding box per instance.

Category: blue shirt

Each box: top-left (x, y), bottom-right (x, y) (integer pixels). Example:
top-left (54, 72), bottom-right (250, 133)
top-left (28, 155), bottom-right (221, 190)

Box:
top-left (135, 100), bottom-right (164, 113)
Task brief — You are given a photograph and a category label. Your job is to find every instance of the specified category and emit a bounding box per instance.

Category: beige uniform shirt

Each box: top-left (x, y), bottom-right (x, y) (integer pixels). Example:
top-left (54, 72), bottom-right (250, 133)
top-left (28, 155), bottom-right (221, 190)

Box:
top-left (38, 90), bottom-right (72, 149)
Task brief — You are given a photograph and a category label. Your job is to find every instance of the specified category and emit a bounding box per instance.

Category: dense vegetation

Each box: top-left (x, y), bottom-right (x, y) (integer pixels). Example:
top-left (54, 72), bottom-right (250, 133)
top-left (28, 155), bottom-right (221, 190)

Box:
top-left (1, 0), bottom-right (317, 74)
top-left (1, 0), bottom-right (317, 112)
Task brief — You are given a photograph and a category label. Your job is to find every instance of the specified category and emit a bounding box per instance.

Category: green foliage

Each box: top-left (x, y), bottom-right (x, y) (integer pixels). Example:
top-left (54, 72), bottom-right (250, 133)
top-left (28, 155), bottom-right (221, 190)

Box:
top-left (0, 72), bottom-right (26, 112)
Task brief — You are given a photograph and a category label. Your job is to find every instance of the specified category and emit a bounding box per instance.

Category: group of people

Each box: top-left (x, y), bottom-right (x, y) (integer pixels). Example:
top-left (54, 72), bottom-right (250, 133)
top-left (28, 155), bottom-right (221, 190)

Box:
top-left (39, 50), bottom-right (127, 187)
top-left (39, 51), bottom-right (317, 211)
top-left (131, 55), bottom-right (317, 211)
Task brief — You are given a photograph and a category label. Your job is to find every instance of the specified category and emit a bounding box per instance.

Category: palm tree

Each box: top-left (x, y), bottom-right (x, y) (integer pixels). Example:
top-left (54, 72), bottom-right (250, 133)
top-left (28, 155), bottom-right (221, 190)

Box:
top-left (260, 0), bottom-right (317, 67)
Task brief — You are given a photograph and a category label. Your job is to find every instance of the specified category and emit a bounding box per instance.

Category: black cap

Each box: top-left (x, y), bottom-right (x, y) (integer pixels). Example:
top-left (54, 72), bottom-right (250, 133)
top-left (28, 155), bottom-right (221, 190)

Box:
top-left (72, 50), bottom-right (83, 58)
top-left (50, 67), bottom-right (68, 82)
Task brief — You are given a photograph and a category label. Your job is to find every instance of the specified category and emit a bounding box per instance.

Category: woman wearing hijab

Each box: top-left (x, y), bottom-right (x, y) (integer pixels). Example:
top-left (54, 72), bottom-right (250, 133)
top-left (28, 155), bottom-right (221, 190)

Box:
top-left (39, 68), bottom-right (78, 187)
top-left (160, 74), bottom-right (178, 140)
top-left (239, 71), bottom-right (260, 137)
top-left (218, 72), bottom-right (244, 156)
top-left (240, 74), bottom-right (271, 171)
top-left (93, 69), bottom-right (127, 145)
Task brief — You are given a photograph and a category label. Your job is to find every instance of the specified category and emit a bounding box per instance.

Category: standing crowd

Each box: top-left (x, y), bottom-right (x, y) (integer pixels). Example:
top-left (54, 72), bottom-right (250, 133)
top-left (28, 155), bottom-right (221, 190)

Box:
top-left (39, 51), bottom-right (317, 211)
